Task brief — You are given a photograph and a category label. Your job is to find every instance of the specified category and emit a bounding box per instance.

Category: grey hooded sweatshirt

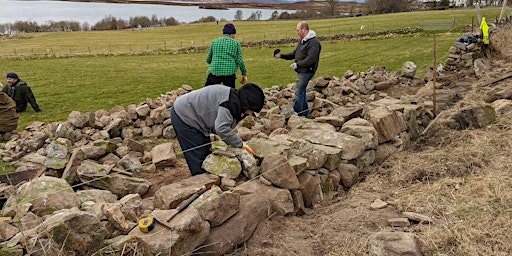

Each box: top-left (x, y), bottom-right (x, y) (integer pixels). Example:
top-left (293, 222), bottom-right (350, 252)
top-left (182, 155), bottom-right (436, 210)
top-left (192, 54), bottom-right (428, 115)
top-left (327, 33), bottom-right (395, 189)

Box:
top-left (173, 85), bottom-right (242, 147)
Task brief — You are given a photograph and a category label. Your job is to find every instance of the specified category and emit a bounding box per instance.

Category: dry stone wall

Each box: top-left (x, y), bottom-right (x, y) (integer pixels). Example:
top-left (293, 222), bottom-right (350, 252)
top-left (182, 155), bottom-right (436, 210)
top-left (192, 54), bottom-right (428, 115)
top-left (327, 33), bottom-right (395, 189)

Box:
top-left (0, 30), bottom-right (501, 255)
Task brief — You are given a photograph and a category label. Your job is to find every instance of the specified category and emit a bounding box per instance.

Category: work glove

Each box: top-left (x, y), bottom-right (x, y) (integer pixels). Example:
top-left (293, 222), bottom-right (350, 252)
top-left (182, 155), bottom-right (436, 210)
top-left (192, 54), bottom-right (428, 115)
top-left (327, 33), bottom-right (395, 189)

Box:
top-left (290, 63), bottom-right (297, 70)
top-left (273, 48), bottom-right (281, 58)
top-left (240, 76), bottom-right (247, 84)
top-left (242, 142), bottom-right (255, 155)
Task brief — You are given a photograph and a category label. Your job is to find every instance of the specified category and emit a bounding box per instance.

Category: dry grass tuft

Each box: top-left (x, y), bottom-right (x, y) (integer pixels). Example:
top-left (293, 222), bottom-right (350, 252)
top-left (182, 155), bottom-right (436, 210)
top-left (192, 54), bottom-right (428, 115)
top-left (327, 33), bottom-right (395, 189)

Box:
top-left (490, 24), bottom-right (512, 60)
top-left (358, 96), bottom-right (512, 254)
top-left (367, 126), bottom-right (497, 186)
top-left (95, 237), bottom-right (152, 256)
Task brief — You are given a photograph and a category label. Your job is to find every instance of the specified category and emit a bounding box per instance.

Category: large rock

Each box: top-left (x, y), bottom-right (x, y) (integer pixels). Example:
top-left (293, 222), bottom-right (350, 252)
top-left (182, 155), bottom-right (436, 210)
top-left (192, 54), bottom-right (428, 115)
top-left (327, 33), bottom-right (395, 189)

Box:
top-left (329, 105), bottom-right (364, 121)
top-left (76, 189), bottom-right (118, 204)
top-left (154, 174), bottom-right (220, 210)
top-left (233, 180), bottom-right (294, 216)
top-left (126, 206), bottom-right (210, 256)
top-left (246, 137), bottom-right (289, 159)
top-left (400, 61), bottom-right (417, 78)
top-left (150, 142), bottom-right (176, 168)
top-left (68, 111), bottom-right (90, 129)
top-left (191, 186), bottom-right (240, 227)
top-left (25, 208), bottom-right (107, 256)
top-left (338, 163), bottom-right (360, 189)
top-left (45, 138), bottom-right (72, 170)
top-left (365, 107), bottom-right (407, 144)
top-left (340, 118), bottom-right (379, 150)
top-left (260, 154), bottom-right (300, 189)
top-left (297, 172), bottom-right (323, 208)
top-left (62, 148), bottom-right (86, 185)
top-left (447, 103), bottom-right (496, 129)
top-left (0, 221), bottom-right (18, 242)
top-left (202, 154), bottom-right (242, 179)
top-left (102, 203), bottom-right (136, 234)
top-left (196, 193), bottom-right (271, 256)
top-left (118, 153), bottom-right (143, 174)
top-left (288, 128), bottom-right (365, 160)
top-left (2, 176), bottom-right (81, 218)
top-left (286, 139), bottom-right (327, 170)
top-left (84, 173), bottom-right (151, 197)
top-left (369, 231), bottom-right (423, 256)
top-left (312, 144), bottom-right (343, 171)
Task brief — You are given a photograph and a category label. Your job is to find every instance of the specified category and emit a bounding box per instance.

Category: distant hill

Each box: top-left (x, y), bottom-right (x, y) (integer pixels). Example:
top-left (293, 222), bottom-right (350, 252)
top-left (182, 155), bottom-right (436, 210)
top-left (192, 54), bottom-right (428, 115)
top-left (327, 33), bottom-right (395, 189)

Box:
top-left (167, 0), bottom-right (365, 4)
top-left (246, 0), bottom-right (366, 2)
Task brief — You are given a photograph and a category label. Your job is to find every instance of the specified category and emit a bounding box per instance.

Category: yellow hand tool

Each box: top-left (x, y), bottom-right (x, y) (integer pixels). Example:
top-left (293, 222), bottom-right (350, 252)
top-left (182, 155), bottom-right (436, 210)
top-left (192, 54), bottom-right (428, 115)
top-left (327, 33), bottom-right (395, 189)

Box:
top-left (138, 216), bottom-right (155, 233)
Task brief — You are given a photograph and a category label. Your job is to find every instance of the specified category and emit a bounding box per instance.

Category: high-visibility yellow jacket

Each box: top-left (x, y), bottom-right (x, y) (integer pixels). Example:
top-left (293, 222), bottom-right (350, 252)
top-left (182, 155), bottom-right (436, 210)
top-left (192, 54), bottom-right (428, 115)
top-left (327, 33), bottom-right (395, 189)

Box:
top-left (480, 17), bottom-right (489, 45)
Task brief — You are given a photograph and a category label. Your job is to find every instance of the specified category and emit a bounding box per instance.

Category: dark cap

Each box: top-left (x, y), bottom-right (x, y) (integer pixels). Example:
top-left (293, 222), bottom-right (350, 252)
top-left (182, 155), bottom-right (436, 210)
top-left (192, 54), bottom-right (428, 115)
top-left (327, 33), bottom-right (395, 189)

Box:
top-left (238, 83), bottom-right (265, 113)
top-left (223, 23), bottom-right (236, 35)
top-left (6, 72), bottom-right (18, 80)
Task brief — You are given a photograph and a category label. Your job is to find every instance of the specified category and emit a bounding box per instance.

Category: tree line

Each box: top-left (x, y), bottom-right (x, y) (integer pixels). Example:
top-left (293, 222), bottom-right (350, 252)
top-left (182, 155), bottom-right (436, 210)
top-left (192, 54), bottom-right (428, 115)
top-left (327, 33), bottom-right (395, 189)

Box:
top-left (365, 0), bottom-right (509, 14)
top-left (2, 0), bottom-right (503, 34)
top-left (0, 10), bottom-right (310, 35)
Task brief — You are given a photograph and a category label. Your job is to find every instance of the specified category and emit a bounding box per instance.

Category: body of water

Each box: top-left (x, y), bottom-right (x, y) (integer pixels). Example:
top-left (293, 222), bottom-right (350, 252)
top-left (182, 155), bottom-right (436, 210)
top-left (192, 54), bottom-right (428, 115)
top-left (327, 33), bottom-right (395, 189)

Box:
top-left (0, 0), bottom-right (296, 25)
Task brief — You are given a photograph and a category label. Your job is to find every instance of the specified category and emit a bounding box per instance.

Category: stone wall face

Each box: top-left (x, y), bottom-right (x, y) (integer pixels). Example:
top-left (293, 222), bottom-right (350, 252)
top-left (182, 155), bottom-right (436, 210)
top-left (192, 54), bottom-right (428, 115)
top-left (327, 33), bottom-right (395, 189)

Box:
top-left (0, 30), bottom-right (498, 255)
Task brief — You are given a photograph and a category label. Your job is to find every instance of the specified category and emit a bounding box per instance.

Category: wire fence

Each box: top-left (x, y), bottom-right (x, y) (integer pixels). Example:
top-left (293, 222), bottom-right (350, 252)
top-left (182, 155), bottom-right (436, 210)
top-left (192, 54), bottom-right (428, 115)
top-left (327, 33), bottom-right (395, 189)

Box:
top-left (421, 18), bottom-right (456, 31)
top-left (0, 18), bottom-right (474, 58)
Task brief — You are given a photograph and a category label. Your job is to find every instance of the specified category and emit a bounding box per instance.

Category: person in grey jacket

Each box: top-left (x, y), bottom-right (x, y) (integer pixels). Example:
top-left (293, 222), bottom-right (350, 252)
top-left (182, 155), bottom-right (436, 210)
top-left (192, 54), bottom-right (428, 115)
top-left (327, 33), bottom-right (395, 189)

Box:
top-left (170, 83), bottom-right (265, 176)
top-left (274, 21), bottom-right (321, 118)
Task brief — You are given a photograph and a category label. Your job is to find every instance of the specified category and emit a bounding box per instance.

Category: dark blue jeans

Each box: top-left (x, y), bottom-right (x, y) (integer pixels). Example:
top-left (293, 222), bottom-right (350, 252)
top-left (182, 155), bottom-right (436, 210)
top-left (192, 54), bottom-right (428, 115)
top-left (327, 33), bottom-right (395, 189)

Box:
top-left (205, 73), bottom-right (236, 88)
top-left (294, 72), bottom-right (315, 118)
top-left (170, 107), bottom-right (210, 176)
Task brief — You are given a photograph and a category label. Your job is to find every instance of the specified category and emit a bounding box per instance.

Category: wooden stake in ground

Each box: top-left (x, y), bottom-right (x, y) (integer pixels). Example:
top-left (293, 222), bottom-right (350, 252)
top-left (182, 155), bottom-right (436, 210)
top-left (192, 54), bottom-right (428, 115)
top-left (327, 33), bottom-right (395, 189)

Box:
top-left (476, 3), bottom-right (482, 26)
top-left (433, 33), bottom-right (437, 118)
top-left (499, 0), bottom-right (508, 23)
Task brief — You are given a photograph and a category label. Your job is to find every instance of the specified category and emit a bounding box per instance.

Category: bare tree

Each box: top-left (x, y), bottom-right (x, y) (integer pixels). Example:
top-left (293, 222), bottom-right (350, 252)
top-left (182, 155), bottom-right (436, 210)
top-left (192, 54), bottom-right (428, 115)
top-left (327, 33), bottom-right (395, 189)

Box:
top-left (365, 0), bottom-right (378, 14)
top-left (256, 10), bottom-right (262, 20)
top-left (270, 11), bottom-right (279, 20)
top-left (234, 10), bottom-right (243, 21)
top-left (406, 0), bottom-right (425, 11)
top-left (247, 12), bottom-right (258, 20)
top-left (326, 0), bottom-right (337, 17)
top-left (365, 0), bottom-right (409, 14)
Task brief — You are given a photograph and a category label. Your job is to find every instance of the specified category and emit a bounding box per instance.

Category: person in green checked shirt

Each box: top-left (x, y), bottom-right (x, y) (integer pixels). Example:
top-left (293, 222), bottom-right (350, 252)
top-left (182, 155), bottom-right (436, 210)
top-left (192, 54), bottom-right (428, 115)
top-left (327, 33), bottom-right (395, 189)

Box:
top-left (205, 23), bottom-right (248, 88)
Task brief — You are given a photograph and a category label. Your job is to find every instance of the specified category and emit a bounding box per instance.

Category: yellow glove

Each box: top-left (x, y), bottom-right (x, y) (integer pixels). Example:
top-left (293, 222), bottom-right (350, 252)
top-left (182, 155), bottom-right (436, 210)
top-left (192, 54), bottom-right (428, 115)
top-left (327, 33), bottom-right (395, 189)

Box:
top-left (242, 143), bottom-right (255, 155)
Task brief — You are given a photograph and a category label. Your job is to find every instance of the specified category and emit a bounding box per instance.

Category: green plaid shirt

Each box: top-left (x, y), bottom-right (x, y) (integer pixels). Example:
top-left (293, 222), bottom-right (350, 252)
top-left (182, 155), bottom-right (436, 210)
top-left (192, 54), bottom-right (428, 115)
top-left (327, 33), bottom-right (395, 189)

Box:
top-left (206, 35), bottom-right (247, 77)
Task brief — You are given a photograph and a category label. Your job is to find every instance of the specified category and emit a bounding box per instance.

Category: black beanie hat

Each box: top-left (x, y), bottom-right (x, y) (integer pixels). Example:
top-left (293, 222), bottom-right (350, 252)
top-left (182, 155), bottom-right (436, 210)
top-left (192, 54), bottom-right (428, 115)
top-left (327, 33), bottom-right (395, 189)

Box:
top-left (238, 83), bottom-right (265, 113)
top-left (6, 72), bottom-right (18, 80)
top-left (223, 23), bottom-right (236, 35)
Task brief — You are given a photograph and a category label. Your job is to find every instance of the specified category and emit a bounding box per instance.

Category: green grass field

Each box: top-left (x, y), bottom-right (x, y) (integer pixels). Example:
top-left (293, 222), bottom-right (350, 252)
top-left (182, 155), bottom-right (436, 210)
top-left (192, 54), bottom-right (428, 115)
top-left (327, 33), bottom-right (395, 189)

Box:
top-left (0, 7), bottom-right (503, 130)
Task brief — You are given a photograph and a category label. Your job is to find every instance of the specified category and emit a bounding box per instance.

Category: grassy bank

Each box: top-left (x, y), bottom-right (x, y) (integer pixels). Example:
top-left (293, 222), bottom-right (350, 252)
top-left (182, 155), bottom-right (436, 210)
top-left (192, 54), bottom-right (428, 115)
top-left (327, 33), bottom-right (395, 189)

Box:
top-left (0, 8), bottom-right (503, 130)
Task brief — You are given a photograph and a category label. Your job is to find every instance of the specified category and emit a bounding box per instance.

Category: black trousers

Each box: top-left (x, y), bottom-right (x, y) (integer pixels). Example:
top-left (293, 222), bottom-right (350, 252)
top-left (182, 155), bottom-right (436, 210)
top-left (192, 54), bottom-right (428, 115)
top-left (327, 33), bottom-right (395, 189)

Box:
top-left (170, 107), bottom-right (211, 176)
top-left (205, 73), bottom-right (236, 88)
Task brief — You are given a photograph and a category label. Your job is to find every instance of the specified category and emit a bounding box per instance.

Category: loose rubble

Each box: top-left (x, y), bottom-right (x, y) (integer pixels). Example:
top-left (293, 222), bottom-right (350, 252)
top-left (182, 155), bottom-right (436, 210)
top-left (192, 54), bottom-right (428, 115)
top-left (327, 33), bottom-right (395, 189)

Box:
top-left (1, 26), bottom-right (511, 256)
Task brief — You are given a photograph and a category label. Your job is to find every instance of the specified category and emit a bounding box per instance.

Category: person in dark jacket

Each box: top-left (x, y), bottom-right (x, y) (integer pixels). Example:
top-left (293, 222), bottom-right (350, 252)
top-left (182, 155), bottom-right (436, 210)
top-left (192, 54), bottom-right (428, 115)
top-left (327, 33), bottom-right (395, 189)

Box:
top-left (274, 21), bottom-right (321, 118)
top-left (2, 72), bottom-right (41, 113)
top-left (0, 91), bottom-right (18, 134)
top-left (170, 83), bottom-right (265, 176)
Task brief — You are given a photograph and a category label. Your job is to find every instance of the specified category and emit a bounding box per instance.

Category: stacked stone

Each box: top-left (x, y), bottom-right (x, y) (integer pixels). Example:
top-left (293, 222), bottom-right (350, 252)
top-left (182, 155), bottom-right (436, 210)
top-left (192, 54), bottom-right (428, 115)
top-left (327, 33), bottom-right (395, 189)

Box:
top-left (444, 34), bottom-right (483, 71)
top-left (0, 65), bottom-right (432, 255)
